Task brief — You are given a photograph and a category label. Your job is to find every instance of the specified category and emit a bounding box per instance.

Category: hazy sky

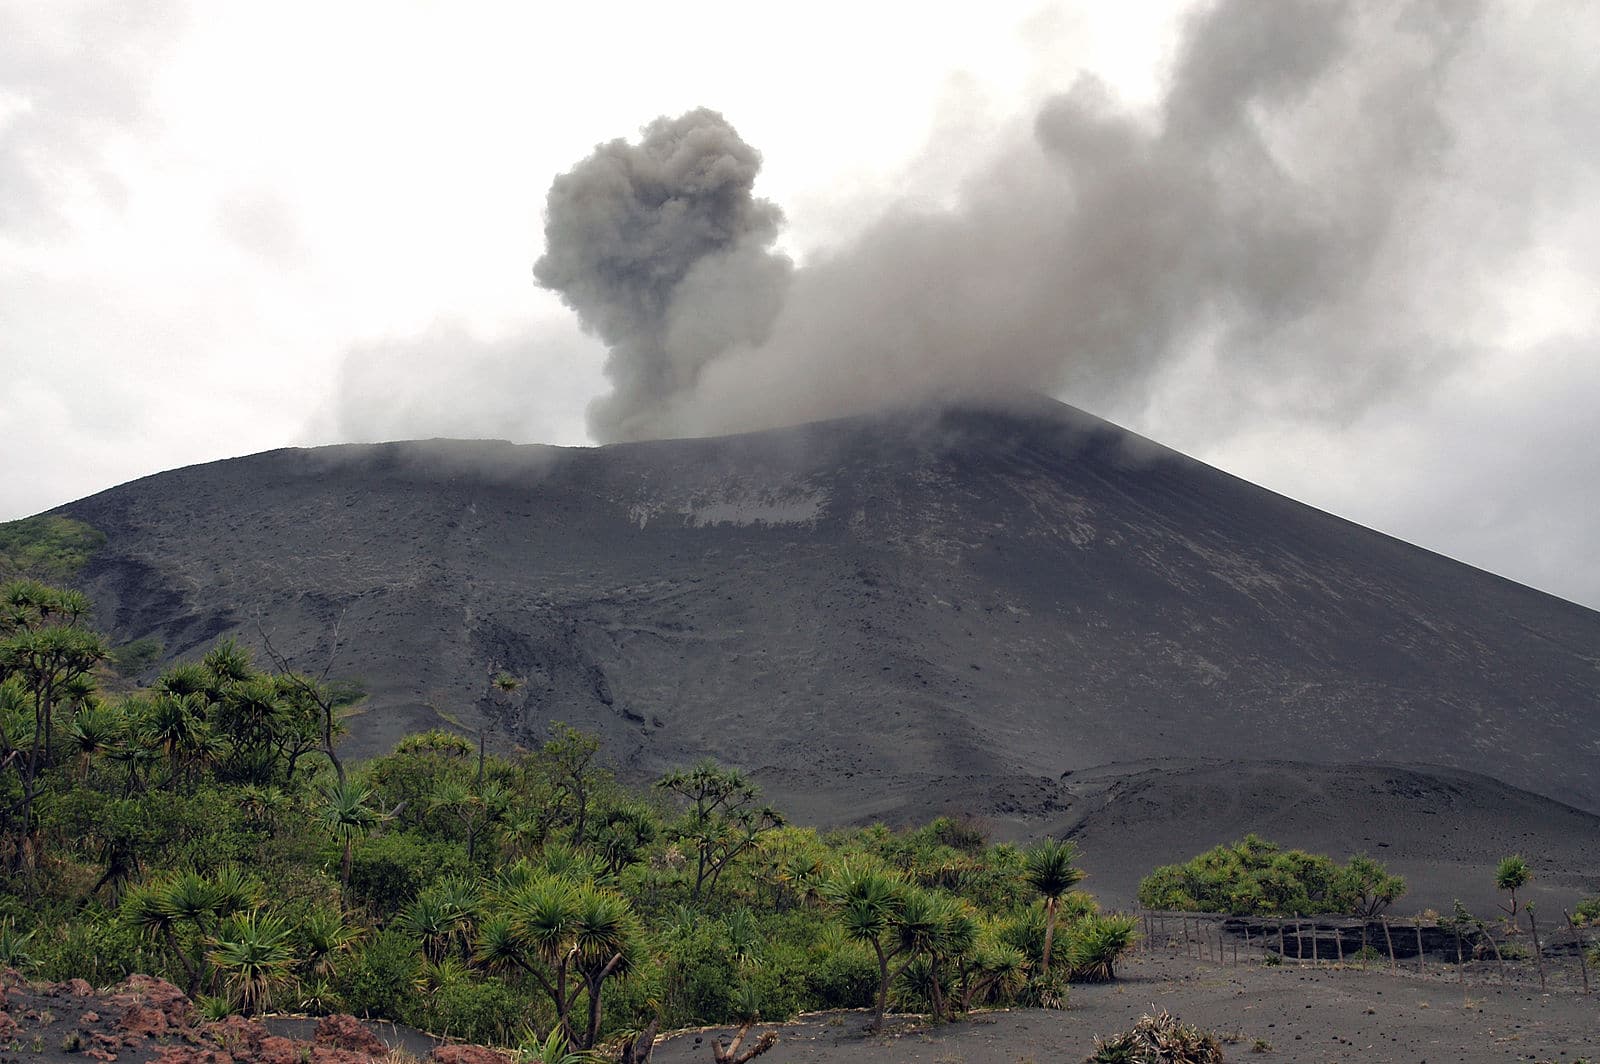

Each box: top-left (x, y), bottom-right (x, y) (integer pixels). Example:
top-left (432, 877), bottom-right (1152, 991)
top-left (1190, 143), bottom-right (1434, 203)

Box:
top-left (3, 1), bottom-right (1597, 610)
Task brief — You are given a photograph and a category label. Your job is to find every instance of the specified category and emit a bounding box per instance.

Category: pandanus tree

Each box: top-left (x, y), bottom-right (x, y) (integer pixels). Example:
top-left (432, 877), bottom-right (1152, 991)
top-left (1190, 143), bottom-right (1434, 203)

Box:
top-left (0, 580), bottom-right (106, 867)
top-left (429, 777), bottom-right (508, 862)
top-left (66, 703), bottom-right (120, 780)
top-left (317, 777), bottom-right (381, 905)
top-left (895, 889), bottom-right (979, 1021)
top-left (822, 862), bottom-right (922, 1030)
top-left (1024, 839), bottom-right (1085, 977)
top-left (655, 760), bottom-right (784, 898)
top-left (474, 873), bottom-right (639, 1051)
top-left (124, 867), bottom-right (257, 994)
top-left (1496, 855), bottom-right (1533, 926)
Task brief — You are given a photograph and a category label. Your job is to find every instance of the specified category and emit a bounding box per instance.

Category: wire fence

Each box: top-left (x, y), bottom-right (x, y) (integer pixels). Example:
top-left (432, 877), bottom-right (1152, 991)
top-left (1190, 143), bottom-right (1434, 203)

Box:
top-left (1133, 908), bottom-right (1596, 995)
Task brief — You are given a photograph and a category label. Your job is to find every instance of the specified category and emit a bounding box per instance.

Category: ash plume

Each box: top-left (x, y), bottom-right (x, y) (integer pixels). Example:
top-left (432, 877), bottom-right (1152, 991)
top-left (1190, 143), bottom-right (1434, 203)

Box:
top-left (533, 108), bottom-right (792, 441)
top-left (543, 0), bottom-right (1524, 441)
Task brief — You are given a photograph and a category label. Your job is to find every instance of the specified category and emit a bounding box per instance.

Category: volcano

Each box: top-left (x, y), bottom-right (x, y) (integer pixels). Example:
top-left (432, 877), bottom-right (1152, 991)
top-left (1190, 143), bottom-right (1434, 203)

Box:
top-left (53, 397), bottom-right (1600, 908)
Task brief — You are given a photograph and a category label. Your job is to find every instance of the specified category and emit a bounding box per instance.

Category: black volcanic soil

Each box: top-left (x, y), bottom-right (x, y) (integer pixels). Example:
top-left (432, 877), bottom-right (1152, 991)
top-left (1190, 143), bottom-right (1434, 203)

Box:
top-left (654, 950), bottom-right (1600, 1064)
top-left (52, 398), bottom-right (1600, 912)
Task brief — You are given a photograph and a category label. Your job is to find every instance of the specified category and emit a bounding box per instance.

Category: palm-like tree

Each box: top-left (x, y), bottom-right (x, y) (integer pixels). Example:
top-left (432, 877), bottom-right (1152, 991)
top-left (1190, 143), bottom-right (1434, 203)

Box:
top-left (125, 872), bottom-right (223, 992)
top-left (317, 778), bottom-right (380, 905)
top-left (154, 663), bottom-right (212, 698)
top-left (209, 910), bottom-right (296, 1015)
top-left (1496, 854), bottom-right (1533, 926)
top-left (822, 862), bottom-right (910, 1030)
top-left (165, 871), bottom-right (223, 933)
top-left (1065, 913), bottom-right (1138, 982)
top-left (958, 938), bottom-right (1028, 1011)
top-left (475, 875), bottom-right (638, 1050)
top-left (1024, 839), bottom-right (1085, 977)
top-left (141, 691), bottom-right (213, 785)
top-left (237, 784), bottom-right (289, 832)
top-left (66, 703), bottom-right (120, 779)
top-left (429, 778), bottom-right (508, 862)
top-left (124, 882), bottom-right (191, 986)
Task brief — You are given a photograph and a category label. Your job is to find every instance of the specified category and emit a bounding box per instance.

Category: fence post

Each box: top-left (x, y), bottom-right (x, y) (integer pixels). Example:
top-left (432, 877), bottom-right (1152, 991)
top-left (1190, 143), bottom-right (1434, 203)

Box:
top-left (1482, 924), bottom-right (1509, 985)
top-left (1528, 907), bottom-right (1546, 992)
top-left (1415, 917), bottom-right (1427, 975)
top-left (1563, 910), bottom-right (1590, 996)
top-left (1278, 919), bottom-right (1286, 961)
top-left (1335, 923), bottom-right (1344, 965)
top-left (1381, 916), bottom-right (1397, 972)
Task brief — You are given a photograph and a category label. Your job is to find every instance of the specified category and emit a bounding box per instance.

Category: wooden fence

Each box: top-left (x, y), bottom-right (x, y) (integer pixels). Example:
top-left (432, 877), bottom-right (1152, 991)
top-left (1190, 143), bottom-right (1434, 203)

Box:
top-left (1134, 908), bottom-right (1594, 994)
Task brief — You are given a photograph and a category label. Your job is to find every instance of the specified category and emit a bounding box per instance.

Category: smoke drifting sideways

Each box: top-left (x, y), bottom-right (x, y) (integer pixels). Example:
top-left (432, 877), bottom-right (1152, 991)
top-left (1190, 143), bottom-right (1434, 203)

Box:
top-left (538, 0), bottom-right (1536, 444)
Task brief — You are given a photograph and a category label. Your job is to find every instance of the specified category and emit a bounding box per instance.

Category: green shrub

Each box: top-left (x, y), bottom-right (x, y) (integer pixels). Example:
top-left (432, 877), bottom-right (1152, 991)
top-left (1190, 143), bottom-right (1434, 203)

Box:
top-left (1138, 835), bottom-right (1405, 917)
top-left (333, 930), bottom-right (418, 1020)
top-left (110, 637), bottom-right (164, 678)
top-left (656, 925), bottom-right (740, 1028)
top-left (803, 941), bottom-right (878, 1008)
top-left (345, 834), bottom-right (469, 914)
top-left (33, 912), bottom-right (148, 985)
top-left (407, 967), bottom-right (523, 1045)
top-left (739, 955), bottom-right (807, 1022)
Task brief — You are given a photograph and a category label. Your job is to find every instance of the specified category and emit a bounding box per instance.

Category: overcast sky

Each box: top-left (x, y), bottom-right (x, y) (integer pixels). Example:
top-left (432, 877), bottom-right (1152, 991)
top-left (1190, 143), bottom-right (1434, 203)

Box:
top-left (2, 1), bottom-right (1597, 610)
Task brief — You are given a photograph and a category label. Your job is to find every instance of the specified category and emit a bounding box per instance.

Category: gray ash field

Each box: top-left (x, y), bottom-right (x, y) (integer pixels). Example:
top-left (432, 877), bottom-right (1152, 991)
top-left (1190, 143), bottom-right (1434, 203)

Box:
top-left (56, 397), bottom-right (1600, 912)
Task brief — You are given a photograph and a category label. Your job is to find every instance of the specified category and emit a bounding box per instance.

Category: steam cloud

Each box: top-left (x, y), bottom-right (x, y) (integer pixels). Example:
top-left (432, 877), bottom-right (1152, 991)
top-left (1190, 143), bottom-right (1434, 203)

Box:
top-left (538, 0), bottom-right (1514, 442)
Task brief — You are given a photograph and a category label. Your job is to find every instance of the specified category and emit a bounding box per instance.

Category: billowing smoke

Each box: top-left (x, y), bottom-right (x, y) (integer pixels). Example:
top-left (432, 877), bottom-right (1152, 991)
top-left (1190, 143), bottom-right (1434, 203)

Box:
top-left (533, 108), bottom-right (792, 441)
top-left (541, 0), bottom-right (1518, 441)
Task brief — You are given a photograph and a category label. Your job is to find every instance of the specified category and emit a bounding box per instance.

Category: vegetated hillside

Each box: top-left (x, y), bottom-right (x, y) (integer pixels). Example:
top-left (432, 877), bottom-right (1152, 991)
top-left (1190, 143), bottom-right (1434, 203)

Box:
top-left (55, 397), bottom-right (1600, 840)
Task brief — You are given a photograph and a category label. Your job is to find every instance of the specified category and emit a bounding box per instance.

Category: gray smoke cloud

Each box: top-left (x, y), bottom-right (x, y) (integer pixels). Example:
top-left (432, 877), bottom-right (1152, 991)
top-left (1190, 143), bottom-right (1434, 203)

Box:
top-left (539, 0), bottom-right (1540, 442)
top-left (533, 108), bottom-right (793, 441)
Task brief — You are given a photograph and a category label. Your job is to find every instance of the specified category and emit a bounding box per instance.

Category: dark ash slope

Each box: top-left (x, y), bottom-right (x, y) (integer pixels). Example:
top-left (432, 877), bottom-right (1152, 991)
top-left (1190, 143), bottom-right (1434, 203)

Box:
top-left (57, 399), bottom-right (1600, 865)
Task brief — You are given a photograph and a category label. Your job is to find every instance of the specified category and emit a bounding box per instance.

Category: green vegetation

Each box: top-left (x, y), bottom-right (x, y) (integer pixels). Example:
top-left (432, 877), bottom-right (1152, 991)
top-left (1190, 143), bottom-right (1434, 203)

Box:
top-left (0, 516), bottom-right (106, 582)
top-left (1573, 896), bottom-right (1600, 925)
top-left (0, 580), bottom-right (1138, 1048)
top-left (110, 637), bottom-right (164, 679)
top-left (1137, 835), bottom-right (1407, 917)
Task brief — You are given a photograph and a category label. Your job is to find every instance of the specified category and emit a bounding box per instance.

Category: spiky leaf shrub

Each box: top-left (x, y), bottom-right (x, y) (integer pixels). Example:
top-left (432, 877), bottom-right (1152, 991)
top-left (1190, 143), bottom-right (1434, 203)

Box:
top-left (209, 910), bottom-right (296, 1015)
top-left (1087, 1010), bottom-right (1224, 1063)
top-left (1066, 913), bottom-right (1138, 982)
